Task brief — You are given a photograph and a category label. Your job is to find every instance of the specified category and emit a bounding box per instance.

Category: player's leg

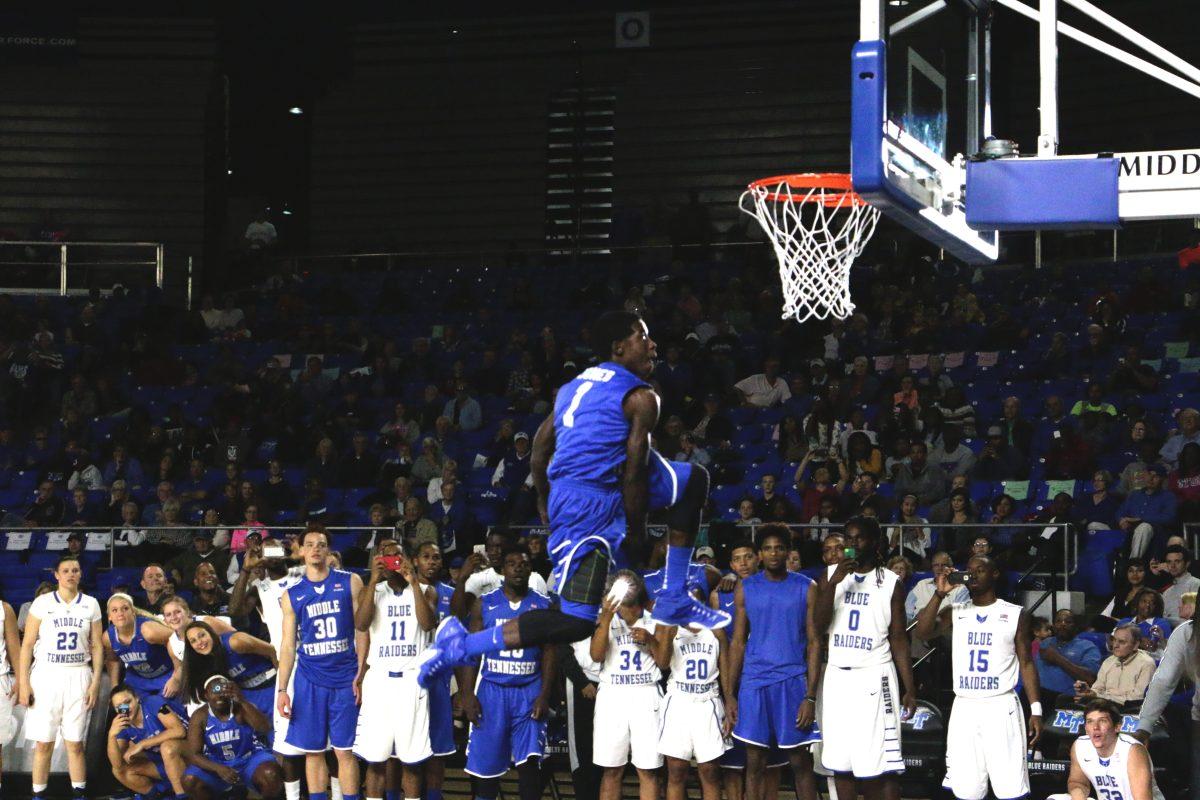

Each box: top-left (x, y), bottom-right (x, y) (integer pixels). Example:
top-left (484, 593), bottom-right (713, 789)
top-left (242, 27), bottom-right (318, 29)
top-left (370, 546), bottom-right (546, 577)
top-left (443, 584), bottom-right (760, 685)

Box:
top-left (247, 751), bottom-right (285, 798)
top-left (665, 757), bottom-right (692, 800)
top-left (60, 669), bottom-right (92, 794)
top-left (327, 680), bottom-right (362, 799)
top-left (400, 761), bottom-right (423, 800)
top-left (512, 682), bottom-right (549, 800)
top-left (723, 765), bottom-right (745, 800)
top-left (697, 760), bottom-right (722, 800)
top-left (333, 748), bottom-right (361, 800)
top-left (364, 762), bottom-right (388, 800)
top-left (111, 754), bottom-right (159, 794)
top-left (599, 767), bottom-right (625, 800)
top-left (979, 694), bottom-right (1029, 800)
top-left (159, 738), bottom-right (190, 795)
top-left (516, 760), bottom-right (545, 800)
top-left (635, 768), bottom-right (660, 800)
top-left (745, 745), bottom-right (770, 800)
top-left (764, 764), bottom-right (782, 800)
top-left (787, 749), bottom-right (818, 800)
top-left (274, 671), bottom-right (306, 800)
top-left (307, 752), bottom-right (332, 800)
top-left (182, 766), bottom-right (223, 800)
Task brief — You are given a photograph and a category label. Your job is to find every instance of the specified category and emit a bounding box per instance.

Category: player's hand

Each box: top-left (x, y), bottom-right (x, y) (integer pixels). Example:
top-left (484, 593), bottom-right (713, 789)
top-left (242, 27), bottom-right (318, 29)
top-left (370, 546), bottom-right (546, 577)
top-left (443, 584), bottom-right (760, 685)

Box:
top-left (716, 574), bottom-right (738, 594)
top-left (900, 689), bottom-right (917, 721)
top-left (796, 698), bottom-right (815, 730)
top-left (531, 695), bottom-right (550, 720)
top-left (725, 696), bottom-right (738, 729)
top-left (110, 712), bottom-right (130, 732)
top-left (1132, 729), bottom-right (1151, 746)
top-left (276, 690), bottom-right (292, 719)
top-left (353, 677), bottom-right (363, 706)
top-left (600, 595), bottom-right (621, 621)
top-left (18, 683), bottom-right (32, 708)
top-left (85, 683), bottom-right (99, 710)
top-left (830, 557), bottom-right (857, 585)
top-left (630, 627), bottom-right (655, 647)
top-left (581, 683), bottom-right (597, 700)
top-left (933, 570), bottom-right (954, 596)
top-left (464, 551), bottom-right (487, 574)
top-left (370, 555), bottom-right (388, 583)
top-left (1027, 712), bottom-right (1043, 747)
top-left (462, 692), bottom-right (482, 724)
top-left (215, 765), bottom-right (241, 784)
top-left (162, 675), bottom-right (180, 698)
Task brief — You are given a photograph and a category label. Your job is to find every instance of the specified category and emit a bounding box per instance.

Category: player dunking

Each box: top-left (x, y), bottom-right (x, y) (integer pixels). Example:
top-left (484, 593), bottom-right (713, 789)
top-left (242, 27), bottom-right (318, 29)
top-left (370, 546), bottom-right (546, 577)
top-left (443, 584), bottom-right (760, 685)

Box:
top-left (276, 526), bottom-right (364, 800)
top-left (812, 517), bottom-right (916, 800)
top-left (912, 555), bottom-right (1042, 800)
top-left (420, 311), bottom-right (722, 686)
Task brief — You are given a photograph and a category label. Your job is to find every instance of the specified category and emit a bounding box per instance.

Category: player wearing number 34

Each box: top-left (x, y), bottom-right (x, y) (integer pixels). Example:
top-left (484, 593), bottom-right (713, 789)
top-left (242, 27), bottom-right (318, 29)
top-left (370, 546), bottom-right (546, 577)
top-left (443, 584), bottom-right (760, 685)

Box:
top-left (912, 555), bottom-right (1043, 800)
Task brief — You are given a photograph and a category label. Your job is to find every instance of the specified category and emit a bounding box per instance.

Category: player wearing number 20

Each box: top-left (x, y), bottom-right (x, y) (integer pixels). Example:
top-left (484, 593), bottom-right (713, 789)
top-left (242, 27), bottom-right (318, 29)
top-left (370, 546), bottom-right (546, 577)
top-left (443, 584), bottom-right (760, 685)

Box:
top-left (912, 555), bottom-right (1043, 800)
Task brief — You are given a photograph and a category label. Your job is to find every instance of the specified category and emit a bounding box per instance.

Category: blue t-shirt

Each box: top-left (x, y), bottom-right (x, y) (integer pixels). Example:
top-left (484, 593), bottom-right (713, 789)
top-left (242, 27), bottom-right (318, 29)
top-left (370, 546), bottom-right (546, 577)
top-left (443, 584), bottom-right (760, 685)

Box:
top-left (741, 571), bottom-right (814, 688)
top-left (115, 694), bottom-right (181, 751)
top-left (1036, 635), bottom-right (1103, 694)
top-left (548, 362), bottom-right (650, 489)
top-left (436, 582), bottom-right (454, 620)
top-left (289, 569), bottom-right (357, 687)
top-left (1118, 616), bottom-right (1173, 645)
top-left (479, 587), bottom-right (551, 687)
top-left (199, 707), bottom-right (264, 766)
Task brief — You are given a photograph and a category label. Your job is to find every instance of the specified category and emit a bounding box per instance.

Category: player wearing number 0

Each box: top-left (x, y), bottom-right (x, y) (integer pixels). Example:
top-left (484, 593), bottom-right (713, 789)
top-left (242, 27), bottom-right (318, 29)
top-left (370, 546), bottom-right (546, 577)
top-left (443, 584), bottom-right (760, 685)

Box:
top-left (591, 570), bottom-right (670, 800)
top-left (419, 312), bottom-right (721, 689)
top-left (276, 525), bottom-right (365, 800)
top-left (460, 544), bottom-right (556, 800)
top-left (19, 554), bottom-right (104, 800)
top-left (1047, 698), bottom-right (1165, 800)
top-left (913, 555), bottom-right (1043, 800)
top-left (729, 526), bottom-right (821, 800)
top-left (812, 517), bottom-right (916, 800)
top-left (353, 539), bottom-right (439, 800)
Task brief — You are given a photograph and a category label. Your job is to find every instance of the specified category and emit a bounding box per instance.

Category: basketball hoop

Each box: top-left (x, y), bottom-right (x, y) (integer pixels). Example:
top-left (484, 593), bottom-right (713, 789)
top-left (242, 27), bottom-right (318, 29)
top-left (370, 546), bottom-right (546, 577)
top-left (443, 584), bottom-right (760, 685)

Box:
top-left (739, 173), bottom-right (880, 322)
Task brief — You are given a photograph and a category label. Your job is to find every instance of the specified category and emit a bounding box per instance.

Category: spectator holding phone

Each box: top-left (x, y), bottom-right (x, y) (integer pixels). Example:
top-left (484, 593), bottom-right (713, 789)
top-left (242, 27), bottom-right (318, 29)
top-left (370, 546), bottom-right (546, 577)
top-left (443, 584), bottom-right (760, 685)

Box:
top-left (1035, 609), bottom-right (1102, 709)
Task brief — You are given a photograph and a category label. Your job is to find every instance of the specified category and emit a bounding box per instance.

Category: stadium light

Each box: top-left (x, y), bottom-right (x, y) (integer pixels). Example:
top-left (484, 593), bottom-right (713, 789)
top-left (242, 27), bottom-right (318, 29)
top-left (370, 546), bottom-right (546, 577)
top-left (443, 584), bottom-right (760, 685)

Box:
top-left (288, 106), bottom-right (304, 116)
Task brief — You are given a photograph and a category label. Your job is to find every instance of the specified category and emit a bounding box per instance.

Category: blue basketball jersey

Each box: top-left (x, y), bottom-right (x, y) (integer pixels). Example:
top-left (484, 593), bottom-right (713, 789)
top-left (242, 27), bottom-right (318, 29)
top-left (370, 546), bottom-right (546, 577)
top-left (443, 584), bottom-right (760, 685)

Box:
top-left (200, 707), bottom-right (264, 765)
top-left (717, 589), bottom-right (735, 617)
top-left (436, 582), bottom-right (454, 620)
top-left (741, 571), bottom-right (813, 688)
top-left (220, 632), bottom-right (277, 691)
top-left (108, 623), bottom-right (173, 687)
top-left (479, 588), bottom-right (551, 687)
top-left (547, 362), bottom-right (650, 488)
top-left (115, 694), bottom-right (180, 750)
top-left (289, 569), bottom-right (357, 687)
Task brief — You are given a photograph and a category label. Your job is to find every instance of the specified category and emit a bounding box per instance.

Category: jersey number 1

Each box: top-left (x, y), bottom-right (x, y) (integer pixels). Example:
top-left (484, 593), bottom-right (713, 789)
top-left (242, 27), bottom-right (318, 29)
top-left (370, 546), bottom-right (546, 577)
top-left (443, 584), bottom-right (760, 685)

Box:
top-left (561, 382), bottom-right (594, 428)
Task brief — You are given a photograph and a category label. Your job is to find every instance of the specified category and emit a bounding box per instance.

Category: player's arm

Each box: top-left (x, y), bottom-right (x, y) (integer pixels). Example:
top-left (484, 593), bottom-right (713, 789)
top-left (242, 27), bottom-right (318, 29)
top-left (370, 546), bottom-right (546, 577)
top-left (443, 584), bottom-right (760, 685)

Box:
top-left (458, 597), bottom-right (484, 723)
top-left (141, 618), bottom-right (183, 695)
top-left (1127, 741), bottom-right (1156, 800)
top-left (911, 577), bottom-right (954, 641)
top-left (812, 559), bottom-right (854, 635)
top-left (726, 581), bottom-right (748, 703)
top-left (450, 551), bottom-right (485, 619)
top-left (204, 615), bottom-right (235, 636)
top-left (533, 637), bottom-right (558, 720)
top-left (411, 571), bottom-right (439, 633)
top-left (530, 414), bottom-right (556, 525)
top-left (233, 684), bottom-right (271, 734)
top-left (275, 589), bottom-right (297, 718)
top-left (590, 596), bottom-right (617, 664)
top-left (800, 589), bottom-right (821, 728)
top-left (135, 706), bottom-right (188, 751)
top-left (229, 631), bottom-right (278, 666)
top-left (103, 631), bottom-right (122, 687)
top-left (356, 556), bottom-right (383, 631)
top-left (1015, 609), bottom-right (1043, 746)
top-left (228, 556), bottom-right (261, 618)
top-left (17, 611), bottom-right (40, 706)
top-left (887, 580), bottom-right (917, 717)
top-left (621, 387), bottom-right (659, 543)
top-left (653, 625), bottom-right (677, 669)
top-left (1066, 742), bottom-right (1092, 800)
top-left (1, 601), bottom-right (19, 680)
top-left (84, 615), bottom-right (103, 709)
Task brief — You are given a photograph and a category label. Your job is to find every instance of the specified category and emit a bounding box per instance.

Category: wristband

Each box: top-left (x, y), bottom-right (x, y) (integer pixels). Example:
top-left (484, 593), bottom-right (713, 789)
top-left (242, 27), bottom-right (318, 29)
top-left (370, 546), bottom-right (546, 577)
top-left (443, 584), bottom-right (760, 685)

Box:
top-left (1029, 702), bottom-right (1043, 716)
top-left (803, 696), bottom-right (816, 703)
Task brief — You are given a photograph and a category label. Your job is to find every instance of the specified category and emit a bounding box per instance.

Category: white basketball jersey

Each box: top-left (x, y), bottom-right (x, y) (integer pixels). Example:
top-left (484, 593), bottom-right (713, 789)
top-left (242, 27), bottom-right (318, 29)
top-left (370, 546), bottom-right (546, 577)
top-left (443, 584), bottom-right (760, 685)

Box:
top-left (668, 627), bottom-right (719, 700)
top-left (367, 582), bottom-right (433, 671)
top-left (1075, 735), bottom-right (1165, 800)
top-left (951, 599), bottom-right (1021, 697)
top-left (599, 611), bottom-right (661, 687)
top-left (827, 565), bottom-right (898, 668)
top-left (30, 591), bottom-right (101, 669)
top-left (0, 602), bottom-right (10, 675)
top-left (255, 569), bottom-right (303, 658)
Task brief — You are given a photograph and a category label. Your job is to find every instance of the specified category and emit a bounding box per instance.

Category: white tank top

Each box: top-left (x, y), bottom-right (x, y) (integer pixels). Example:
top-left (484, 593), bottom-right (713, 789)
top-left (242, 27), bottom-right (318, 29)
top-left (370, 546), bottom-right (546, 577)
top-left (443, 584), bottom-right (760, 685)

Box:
top-left (827, 564), bottom-right (898, 668)
top-left (29, 591), bottom-right (101, 669)
top-left (255, 569), bottom-right (303, 658)
top-left (367, 582), bottom-right (433, 672)
top-left (1074, 734), bottom-right (1165, 800)
top-left (951, 598), bottom-right (1021, 697)
top-left (668, 627), bottom-right (719, 700)
top-left (599, 611), bottom-right (661, 687)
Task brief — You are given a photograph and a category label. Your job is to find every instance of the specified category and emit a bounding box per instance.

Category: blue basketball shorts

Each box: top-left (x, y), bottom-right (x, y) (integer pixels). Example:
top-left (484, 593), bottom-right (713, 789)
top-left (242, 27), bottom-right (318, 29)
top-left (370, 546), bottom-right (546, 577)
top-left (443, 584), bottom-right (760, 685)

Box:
top-left (649, 453), bottom-right (693, 511)
top-left (464, 679), bottom-right (547, 779)
top-left (285, 670), bottom-right (359, 751)
top-left (548, 481), bottom-right (624, 620)
top-left (184, 749), bottom-right (276, 794)
top-left (733, 675), bottom-right (821, 750)
top-left (720, 737), bottom-right (790, 769)
top-left (429, 675), bottom-right (456, 757)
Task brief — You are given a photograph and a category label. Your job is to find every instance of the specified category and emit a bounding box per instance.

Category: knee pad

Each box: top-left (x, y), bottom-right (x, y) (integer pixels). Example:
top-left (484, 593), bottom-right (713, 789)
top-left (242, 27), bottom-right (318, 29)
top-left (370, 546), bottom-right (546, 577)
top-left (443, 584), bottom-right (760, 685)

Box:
top-left (560, 549), bottom-right (610, 608)
top-left (517, 608), bottom-right (596, 647)
top-left (665, 463), bottom-right (710, 534)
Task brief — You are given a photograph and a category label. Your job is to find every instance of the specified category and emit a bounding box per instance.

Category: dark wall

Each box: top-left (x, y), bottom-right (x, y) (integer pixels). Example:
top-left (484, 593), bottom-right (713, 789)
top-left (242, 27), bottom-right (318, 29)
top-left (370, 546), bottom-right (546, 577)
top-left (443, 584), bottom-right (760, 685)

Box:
top-left (0, 18), bottom-right (215, 261)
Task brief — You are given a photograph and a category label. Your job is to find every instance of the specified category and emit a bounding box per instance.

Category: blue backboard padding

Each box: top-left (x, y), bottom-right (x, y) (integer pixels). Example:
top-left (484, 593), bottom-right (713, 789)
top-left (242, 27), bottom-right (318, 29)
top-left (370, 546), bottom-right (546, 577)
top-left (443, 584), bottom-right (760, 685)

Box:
top-left (850, 40), bottom-right (889, 202)
top-left (965, 157), bottom-right (1120, 230)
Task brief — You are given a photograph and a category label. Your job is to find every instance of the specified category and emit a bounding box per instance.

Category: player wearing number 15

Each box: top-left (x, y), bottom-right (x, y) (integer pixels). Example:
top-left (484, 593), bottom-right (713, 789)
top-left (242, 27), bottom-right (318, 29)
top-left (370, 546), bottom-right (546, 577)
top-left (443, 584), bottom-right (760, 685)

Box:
top-left (276, 525), bottom-right (365, 800)
top-left (19, 554), bottom-right (104, 800)
top-left (912, 555), bottom-right (1043, 800)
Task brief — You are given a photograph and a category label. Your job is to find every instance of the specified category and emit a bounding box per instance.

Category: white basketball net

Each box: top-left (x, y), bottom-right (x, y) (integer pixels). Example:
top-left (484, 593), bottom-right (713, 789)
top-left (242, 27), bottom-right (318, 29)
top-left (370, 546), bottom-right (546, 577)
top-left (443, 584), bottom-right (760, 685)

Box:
top-left (739, 176), bottom-right (880, 322)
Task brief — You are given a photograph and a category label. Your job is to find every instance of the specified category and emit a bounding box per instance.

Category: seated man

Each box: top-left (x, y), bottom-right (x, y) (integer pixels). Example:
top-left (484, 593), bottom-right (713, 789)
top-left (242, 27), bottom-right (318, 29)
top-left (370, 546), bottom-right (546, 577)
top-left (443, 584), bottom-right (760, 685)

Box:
top-left (107, 682), bottom-right (189, 799)
top-left (1072, 624), bottom-right (1156, 707)
top-left (1048, 699), bottom-right (1164, 800)
top-left (1035, 609), bottom-right (1102, 709)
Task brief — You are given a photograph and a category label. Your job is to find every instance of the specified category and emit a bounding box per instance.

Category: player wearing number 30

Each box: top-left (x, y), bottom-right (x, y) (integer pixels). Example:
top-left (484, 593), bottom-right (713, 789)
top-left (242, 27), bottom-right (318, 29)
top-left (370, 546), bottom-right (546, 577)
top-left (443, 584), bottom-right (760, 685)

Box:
top-left (352, 539), bottom-right (439, 800)
top-left (276, 526), bottom-right (364, 800)
top-left (913, 555), bottom-right (1043, 800)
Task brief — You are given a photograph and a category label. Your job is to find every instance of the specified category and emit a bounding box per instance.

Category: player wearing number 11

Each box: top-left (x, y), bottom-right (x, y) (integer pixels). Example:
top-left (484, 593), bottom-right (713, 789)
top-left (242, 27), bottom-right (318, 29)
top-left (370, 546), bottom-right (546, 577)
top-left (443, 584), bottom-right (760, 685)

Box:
top-left (912, 555), bottom-right (1043, 800)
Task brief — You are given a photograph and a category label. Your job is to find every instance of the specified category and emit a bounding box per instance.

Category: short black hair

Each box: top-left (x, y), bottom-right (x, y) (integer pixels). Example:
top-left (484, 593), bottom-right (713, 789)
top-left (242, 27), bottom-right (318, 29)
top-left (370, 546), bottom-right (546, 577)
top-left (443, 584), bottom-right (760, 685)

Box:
top-left (501, 543), bottom-right (532, 562)
top-left (1165, 544), bottom-right (1192, 562)
top-left (594, 311), bottom-right (643, 357)
top-left (110, 682), bottom-right (135, 701)
top-left (757, 523), bottom-right (790, 550)
top-left (729, 538), bottom-right (756, 555)
top-left (844, 515), bottom-right (882, 544)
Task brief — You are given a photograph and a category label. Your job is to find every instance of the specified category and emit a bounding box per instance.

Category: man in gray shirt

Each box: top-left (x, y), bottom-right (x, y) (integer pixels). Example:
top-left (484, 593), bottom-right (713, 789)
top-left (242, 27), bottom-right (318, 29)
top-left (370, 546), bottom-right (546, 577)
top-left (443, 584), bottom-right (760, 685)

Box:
top-left (1161, 545), bottom-right (1200, 626)
top-left (894, 441), bottom-right (948, 506)
top-left (1135, 619), bottom-right (1199, 799)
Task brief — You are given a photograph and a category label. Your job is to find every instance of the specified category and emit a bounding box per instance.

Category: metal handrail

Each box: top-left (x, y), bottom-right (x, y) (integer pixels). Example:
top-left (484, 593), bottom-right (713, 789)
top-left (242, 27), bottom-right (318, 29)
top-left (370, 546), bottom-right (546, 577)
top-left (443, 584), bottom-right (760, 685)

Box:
top-left (0, 240), bottom-right (164, 296)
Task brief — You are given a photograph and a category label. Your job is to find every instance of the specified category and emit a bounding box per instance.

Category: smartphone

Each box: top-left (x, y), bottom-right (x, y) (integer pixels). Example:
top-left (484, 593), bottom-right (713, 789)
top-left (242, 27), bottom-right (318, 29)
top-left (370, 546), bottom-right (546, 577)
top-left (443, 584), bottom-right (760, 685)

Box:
top-left (380, 554), bottom-right (405, 572)
top-left (842, 547), bottom-right (857, 561)
top-left (115, 702), bottom-right (131, 716)
top-left (947, 570), bottom-right (970, 585)
top-left (473, 544), bottom-right (487, 556)
top-left (262, 543), bottom-right (286, 559)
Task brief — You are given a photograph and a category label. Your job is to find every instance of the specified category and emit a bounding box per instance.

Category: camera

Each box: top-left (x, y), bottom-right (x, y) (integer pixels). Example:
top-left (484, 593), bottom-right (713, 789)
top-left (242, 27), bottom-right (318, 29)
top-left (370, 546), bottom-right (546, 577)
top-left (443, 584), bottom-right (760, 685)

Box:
top-left (116, 702), bottom-right (132, 715)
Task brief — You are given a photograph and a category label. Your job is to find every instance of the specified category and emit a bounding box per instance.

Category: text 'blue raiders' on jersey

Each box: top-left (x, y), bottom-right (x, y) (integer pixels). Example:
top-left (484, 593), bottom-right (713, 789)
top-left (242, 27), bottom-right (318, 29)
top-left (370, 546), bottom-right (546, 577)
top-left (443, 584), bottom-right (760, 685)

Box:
top-left (950, 599), bottom-right (1021, 697)
top-left (480, 588), bottom-right (551, 685)
top-left (288, 568), bottom-right (357, 686)
top-left (548, 362), bottom-right (649, 488)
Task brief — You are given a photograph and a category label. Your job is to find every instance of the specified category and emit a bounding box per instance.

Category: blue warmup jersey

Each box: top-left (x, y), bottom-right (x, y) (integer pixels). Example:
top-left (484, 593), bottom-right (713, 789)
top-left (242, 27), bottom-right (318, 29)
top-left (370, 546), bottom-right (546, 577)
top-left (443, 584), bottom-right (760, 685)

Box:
top-left (199, 708), bottom-right (264, 765)
top-left (717, 589), bottom-right (735, 617)
top-left (548, 362), bottom-right (649, 488)
top-left (428, 580), bottom-right (458, 756)
top-left (741, 571), bottom-right (813, 687)
top-left (221, 632), bottom-right (276, 692)
top-left (109, 623), bottom-right (174, 695)
top-left (436, 582), bottom-right (454, 620)
top-left (480, 588), bottom-right (551, 686)
top-left (116, 694), bottom-right (181, 751)
top-left (289, 569), bottom-right (357, 687)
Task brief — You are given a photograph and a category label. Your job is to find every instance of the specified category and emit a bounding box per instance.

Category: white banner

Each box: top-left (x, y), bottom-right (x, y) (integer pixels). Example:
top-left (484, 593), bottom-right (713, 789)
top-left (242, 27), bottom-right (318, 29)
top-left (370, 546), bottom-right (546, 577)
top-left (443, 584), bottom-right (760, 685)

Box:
top-left (1117, 149), bottom-right (1200, 191)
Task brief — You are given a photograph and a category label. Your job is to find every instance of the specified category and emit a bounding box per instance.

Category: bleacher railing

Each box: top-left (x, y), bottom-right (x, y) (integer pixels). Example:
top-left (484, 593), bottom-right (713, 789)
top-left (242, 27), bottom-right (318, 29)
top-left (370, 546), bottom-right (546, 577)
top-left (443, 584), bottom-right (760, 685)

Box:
top-left (0, 240), bottom-right (163, 296)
